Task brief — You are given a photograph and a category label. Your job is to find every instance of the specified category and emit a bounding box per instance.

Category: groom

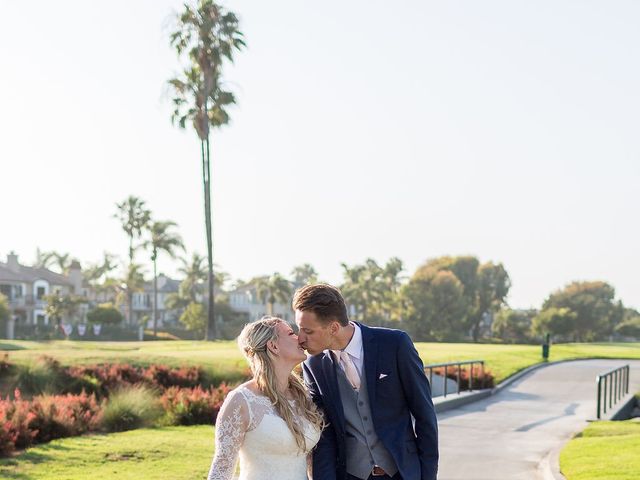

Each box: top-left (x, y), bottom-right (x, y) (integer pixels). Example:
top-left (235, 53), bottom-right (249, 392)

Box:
top-left (294, 284), bottom-right (438, 480)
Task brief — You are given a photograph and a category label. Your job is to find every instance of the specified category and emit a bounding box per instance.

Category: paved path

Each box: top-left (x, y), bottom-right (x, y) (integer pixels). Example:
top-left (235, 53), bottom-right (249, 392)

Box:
top-left (436, 359), bottom-right (640, 480)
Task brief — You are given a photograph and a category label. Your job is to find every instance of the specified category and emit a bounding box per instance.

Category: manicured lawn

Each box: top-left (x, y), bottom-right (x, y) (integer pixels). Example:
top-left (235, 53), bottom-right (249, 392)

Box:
top-left (415, 342), bottom-right (640, 382)
top-left (560, 420), bottom-right (640, 480)
top-left (0, 425), bottom-right (215, 479)
top-left (1, 340), bottom-right (639, 384)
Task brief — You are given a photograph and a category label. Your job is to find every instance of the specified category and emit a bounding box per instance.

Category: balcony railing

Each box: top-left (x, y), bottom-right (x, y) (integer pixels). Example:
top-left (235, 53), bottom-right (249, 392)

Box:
top-left (7, 295), bottom-right (47, 308)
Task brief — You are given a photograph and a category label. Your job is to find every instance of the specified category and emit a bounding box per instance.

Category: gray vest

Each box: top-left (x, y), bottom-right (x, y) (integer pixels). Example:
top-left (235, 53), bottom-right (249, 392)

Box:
top-left (336, 363), bottom-right (398, 480)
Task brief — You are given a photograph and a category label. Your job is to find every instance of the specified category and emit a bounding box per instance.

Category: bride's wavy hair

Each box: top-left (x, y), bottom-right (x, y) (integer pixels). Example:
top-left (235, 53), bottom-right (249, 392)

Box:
top-left (238, 316), bottom-right (325, 452)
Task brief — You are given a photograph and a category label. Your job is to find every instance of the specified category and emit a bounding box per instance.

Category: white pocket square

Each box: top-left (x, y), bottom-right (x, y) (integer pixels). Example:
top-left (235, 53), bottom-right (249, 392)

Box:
top-left (378, 373), bottom-right (388, 380)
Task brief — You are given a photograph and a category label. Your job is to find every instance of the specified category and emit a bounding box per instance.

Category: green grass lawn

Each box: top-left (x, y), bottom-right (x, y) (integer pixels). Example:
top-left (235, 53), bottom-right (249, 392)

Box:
top-left (0, 425), bottom-right (215, 479)
top-left (560, 420), bottom-right (640, 480)
top-left (1, 339), bottom-right (639, 384)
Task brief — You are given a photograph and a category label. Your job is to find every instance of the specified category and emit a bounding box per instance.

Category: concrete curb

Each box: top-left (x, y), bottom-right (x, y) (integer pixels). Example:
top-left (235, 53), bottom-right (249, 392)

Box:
top-left (539, 443), bottom-right (567, 480)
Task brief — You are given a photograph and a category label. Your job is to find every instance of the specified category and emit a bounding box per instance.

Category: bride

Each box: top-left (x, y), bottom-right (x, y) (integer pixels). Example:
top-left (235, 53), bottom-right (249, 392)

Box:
top-left (207, 316), bottom-right (324, 480)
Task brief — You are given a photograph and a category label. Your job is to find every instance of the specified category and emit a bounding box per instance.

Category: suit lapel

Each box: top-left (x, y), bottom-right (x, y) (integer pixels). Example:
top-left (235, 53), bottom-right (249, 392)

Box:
top-left (360, 323), bottom-right (379, 417)
top-left (321, 350), bottom-right (345, 431)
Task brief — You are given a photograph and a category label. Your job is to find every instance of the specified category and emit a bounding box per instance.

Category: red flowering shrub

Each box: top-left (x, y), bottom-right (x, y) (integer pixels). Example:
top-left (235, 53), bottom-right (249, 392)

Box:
top-left (143, 364), bottom-right (204, 389)
top-left (0, 389), bottom-right (103, 455)
top-left (429, 365), bottom-right (495, 389)
top-left (161, 383), bottom-right (231, 426)
top-left (0, 389), bottom-right (38, 451)
top-left (68, 364), bottom-right (146, 397)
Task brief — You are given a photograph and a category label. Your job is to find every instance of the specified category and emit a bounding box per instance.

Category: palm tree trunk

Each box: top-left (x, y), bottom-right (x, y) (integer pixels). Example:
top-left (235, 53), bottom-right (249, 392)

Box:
top-left (153, 256), bottom-right (158, 337)
top-left (202, 136), bottom-right (217, 340)
top-left (127, 236), bottom-right (134, 325)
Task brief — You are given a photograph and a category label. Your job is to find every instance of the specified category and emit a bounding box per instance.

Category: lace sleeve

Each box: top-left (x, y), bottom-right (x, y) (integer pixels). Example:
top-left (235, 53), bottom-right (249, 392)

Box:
top-left (207, 389), bottom-right (250, 480)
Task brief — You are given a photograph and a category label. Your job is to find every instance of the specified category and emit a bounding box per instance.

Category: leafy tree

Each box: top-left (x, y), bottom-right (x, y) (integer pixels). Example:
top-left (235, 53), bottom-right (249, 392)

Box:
top-left (291, 264), bottom-right (318, 285)
top-left (615, 316), bottom-right (640, 338)
top-left (87, 304), bottom-right (124, 325)
top-left (413, 256), bottom-right (510, 341)
top-left (403, 270), bottom-right (467, 341)
top-left (143, 221), bottom-right (185, 336)
top-left (254, 273), bottom-right (292, 316)
top-left (180, 302), bottom-right (207, 335)
top-left (491, 308), bottom-right (536, 344)
top-left (114, 196), bottom-right (151, 323)
top-left (168, 0), bottom-right (246, 340)
top-left (543, 281), bottom-right (618, 341)
top-left (531, 307), bottom-right (577, 340)
top-left (0, 294), bottom-right (9, 332)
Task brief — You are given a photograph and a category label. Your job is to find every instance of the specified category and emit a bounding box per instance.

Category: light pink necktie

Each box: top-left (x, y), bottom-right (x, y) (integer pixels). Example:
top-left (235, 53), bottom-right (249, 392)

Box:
top-left (339, 351), bottom-right (361, 390)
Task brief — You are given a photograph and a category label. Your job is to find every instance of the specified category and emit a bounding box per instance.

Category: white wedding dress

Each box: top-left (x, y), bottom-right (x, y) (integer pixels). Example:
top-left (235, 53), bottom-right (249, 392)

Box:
top-left (207, 385), bottom-right (322, 480)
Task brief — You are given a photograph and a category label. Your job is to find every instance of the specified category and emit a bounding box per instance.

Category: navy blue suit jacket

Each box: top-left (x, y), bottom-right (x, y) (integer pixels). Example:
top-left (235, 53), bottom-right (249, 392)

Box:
top-left (302, 323), bottom-right (438, 480)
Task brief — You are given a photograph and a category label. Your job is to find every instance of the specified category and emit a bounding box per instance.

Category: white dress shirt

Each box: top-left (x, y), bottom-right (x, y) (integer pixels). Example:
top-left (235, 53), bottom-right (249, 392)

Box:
top-left (332, 321), bottom-right (364, 378)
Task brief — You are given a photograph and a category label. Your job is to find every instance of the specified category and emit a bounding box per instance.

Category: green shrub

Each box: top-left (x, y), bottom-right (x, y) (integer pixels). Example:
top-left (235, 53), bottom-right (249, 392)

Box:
top-left (87, 304), bottom-right (124, 325)
top-left (101, 385), bottom-right (162, 432)
top-left (15, 356), bottom-right (68, 396)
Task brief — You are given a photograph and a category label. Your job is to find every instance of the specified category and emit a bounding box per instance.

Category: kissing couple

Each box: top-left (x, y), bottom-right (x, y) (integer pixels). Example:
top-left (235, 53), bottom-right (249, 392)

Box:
top-left (207, 283), bottom-right (438, 480)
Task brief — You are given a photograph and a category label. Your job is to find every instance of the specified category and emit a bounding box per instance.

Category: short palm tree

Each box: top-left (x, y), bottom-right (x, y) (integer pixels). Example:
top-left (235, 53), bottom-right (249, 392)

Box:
top-left (178, 253), bottom-right (208, 302)
top-left (255, 273), bottom-right (292, 317)
top-left (114, 196), bottom-right (151, 323)
top-left (168, 0), bottom-right (245, 340)
top-left (117, 263), bottom-right (146, 322)
top-left (291, 264), bottom-right (319, 286)
top-left (143, 221), bottom-right (185, 336)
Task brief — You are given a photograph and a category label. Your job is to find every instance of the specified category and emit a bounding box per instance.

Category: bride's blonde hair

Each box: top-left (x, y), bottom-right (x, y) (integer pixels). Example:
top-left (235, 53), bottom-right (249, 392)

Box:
top-left (237, 316), bottom-right (324, 451)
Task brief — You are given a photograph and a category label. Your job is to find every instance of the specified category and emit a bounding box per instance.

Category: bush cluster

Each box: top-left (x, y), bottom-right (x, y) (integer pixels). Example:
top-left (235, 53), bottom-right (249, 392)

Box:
top-left (161, 383), bottom-right (230, 426)
top-left (0, 389), bottom-right (102, 456)
top-left (3, 355), bottom-right (209, 399)
top-left (0, 356), bottom-right (235, 456)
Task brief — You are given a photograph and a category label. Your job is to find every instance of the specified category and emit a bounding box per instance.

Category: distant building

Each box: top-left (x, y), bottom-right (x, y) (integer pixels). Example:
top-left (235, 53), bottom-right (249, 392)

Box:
top-left (0, 252), bottom-right (84, 326)
top-left (228, 281), bottom-right (299, 323)
top-left (131, 274), bottom-right (181, 328)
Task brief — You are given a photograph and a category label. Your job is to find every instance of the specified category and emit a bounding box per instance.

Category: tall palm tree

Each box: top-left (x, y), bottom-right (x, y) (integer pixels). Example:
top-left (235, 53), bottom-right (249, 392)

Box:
top-left (144, 221), bottom-right (184, 336)
top-left (168, 0), bottom-right (245, 340)
top-left (114, 196), bottom-right (151, 323)
top-left (254, 273), bottom-right (292, 317)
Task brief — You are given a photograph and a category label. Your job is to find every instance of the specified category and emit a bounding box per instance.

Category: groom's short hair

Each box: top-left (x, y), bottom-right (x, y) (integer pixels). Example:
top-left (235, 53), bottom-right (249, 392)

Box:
top-left (292, 283), bottom-right (349, 327)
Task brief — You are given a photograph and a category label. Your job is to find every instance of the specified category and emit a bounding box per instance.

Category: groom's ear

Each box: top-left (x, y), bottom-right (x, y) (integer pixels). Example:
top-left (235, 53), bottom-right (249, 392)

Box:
top-left (329, 320), bottom-right (340, 335)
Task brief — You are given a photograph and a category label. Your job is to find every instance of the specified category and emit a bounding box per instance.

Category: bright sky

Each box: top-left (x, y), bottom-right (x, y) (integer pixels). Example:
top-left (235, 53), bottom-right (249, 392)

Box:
top-left (1, 1), bottom-right (638, 310)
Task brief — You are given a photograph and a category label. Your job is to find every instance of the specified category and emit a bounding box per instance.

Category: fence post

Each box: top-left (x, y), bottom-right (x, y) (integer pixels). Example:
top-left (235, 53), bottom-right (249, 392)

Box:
top-left (596, 376), bottom-right (602, 419)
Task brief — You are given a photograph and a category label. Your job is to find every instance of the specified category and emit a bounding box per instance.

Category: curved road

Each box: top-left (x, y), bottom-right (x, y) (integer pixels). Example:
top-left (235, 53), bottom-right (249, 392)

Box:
top-left (436, 359), bottom-right (640, 480)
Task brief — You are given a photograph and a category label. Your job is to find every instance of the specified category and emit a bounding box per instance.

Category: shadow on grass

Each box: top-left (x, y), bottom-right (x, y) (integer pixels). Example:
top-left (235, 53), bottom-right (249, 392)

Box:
top-left (0, 445), bottom-right (65, 480)
top-left (0, 343), bottom-right (26, 351)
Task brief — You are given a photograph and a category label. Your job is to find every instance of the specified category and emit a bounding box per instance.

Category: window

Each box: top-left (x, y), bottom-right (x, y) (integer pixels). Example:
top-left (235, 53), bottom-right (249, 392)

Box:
top-left (36, 286), bottom-right (46, 299)
top-left (0, 285), bottom-right (11, 299)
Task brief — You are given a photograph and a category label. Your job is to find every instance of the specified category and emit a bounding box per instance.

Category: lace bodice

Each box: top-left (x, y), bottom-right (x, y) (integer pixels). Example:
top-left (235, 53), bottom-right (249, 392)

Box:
top-left (207, 385), bottom-right (321, 480)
